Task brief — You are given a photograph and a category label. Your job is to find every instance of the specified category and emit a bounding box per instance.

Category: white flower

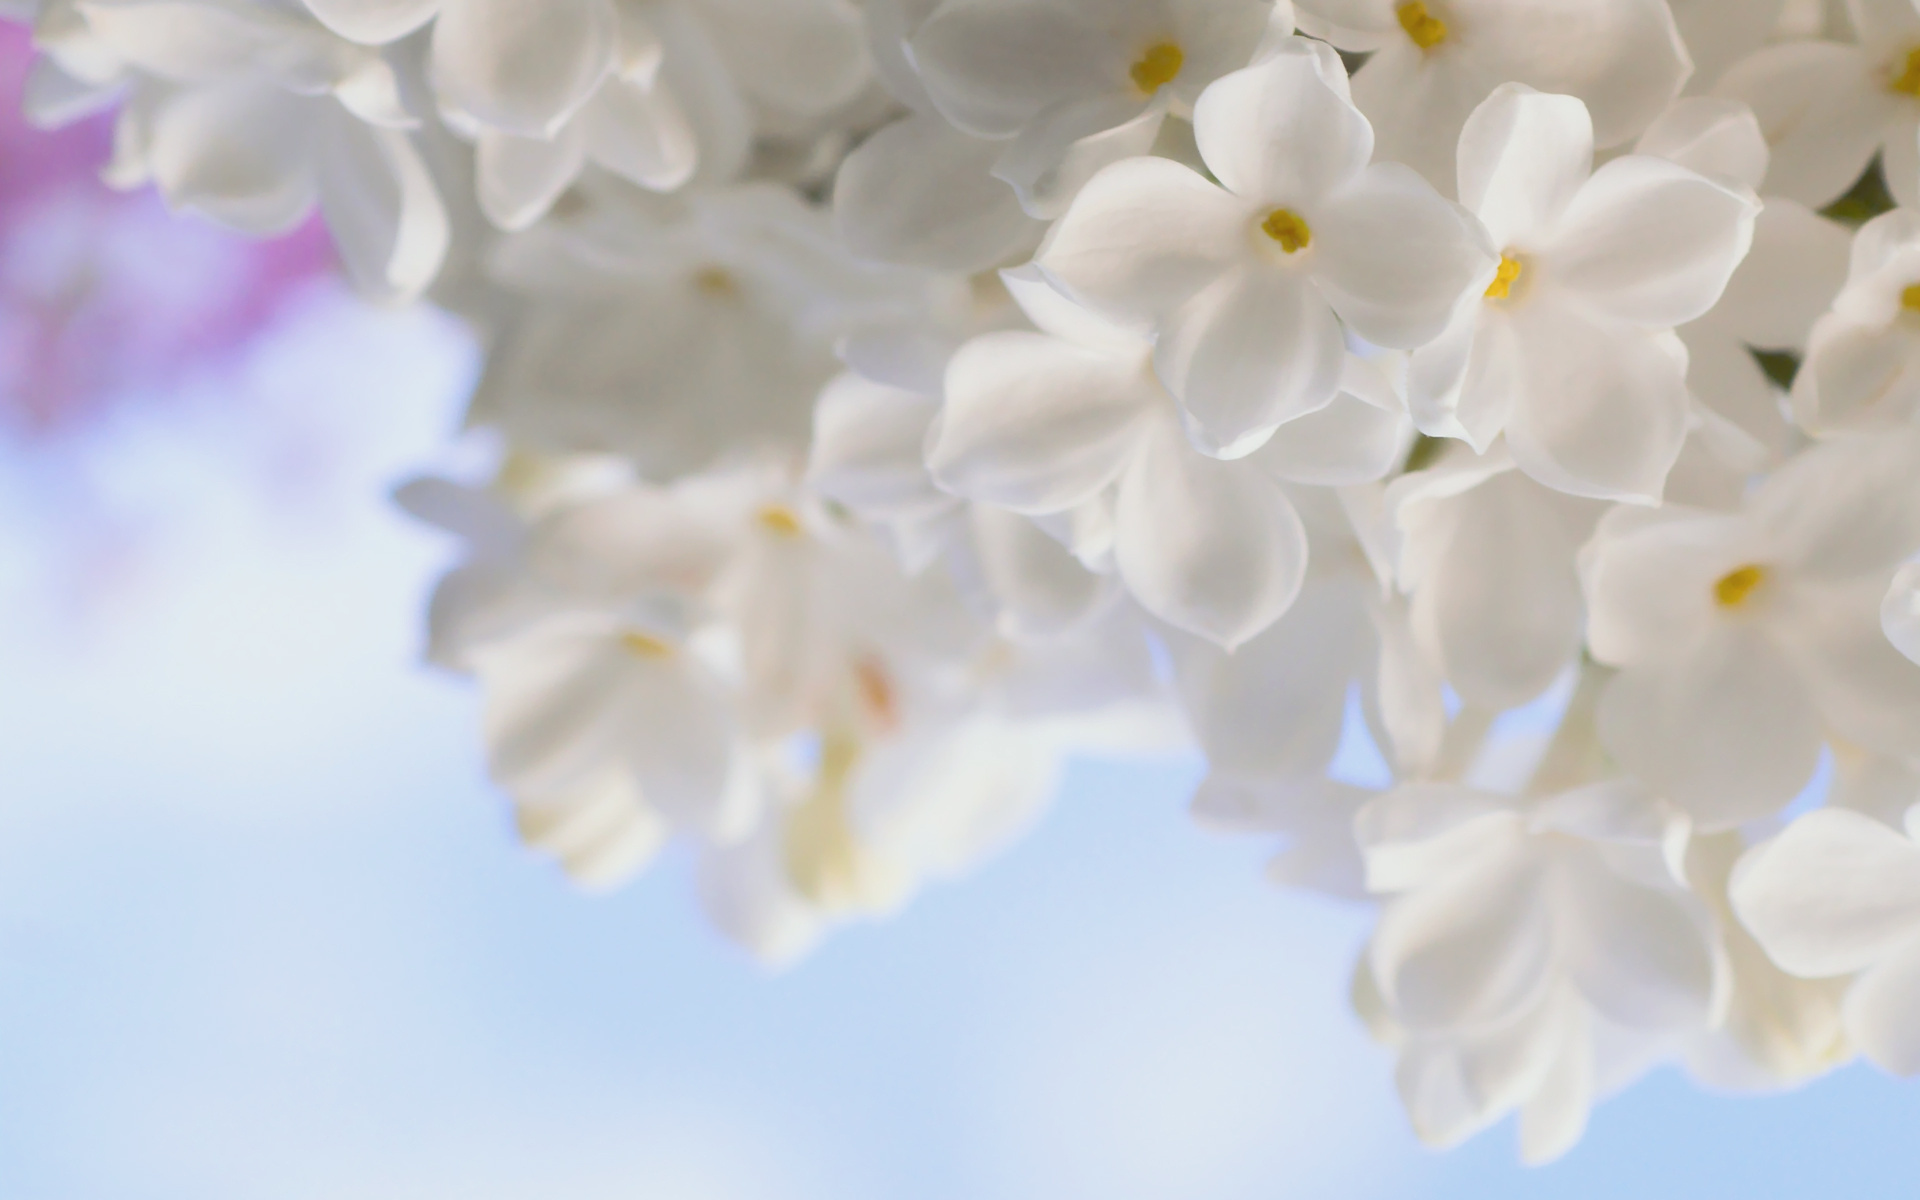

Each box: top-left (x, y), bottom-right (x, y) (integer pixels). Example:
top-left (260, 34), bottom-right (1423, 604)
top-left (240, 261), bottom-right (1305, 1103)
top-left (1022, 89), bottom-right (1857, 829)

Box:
top-left (64, 0), bottom-right (451, 299)
top-left (477, 181), bottom-right (953, 477)
top-left (1682, 830), bottom-right (1851, 1091)
top-left (907, 0), bottom-right (1285, 217)
top-left (927, 264), bottom-right (1408, 648)
top-left (1716, 0), bottom-right (1920, 209)
top-left (1035, 37), bottom-right (1494, 456)
top-left (1292, 0), bottom-right (1689, 192)
top-left (1794, 208), bottom-right (1920, 435)
top-left (1384, 440), bottom-right (1601, 708)
top-left (1580, 429), bottom-right (1920, 827)
top-left (470, 607), bottom-right (748, 841)
top-left (1632, 97), bottom-right (1852, 460)
top-left (805, 320), bottom-right (1137, 640)
top-left (297, 0), bottom-right (869, 229)
top-left (828, 0), bottom-right (1045, 270)
top-left (1357, 779), bottom-right (1716, 1163)
top-left (1731, 806), bottom-right (1920, 1075)
top-left (1408, 84), bottom-right (1759, 502)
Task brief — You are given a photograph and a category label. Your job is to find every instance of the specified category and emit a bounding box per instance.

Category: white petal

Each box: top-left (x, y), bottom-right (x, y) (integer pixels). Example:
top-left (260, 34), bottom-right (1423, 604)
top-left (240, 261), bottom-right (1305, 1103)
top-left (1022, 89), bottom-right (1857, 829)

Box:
top-left (145, 79), bottom-right (317, 234)
top-left (1001, 261), bottom-right (1150, 353)
top-left (1578, 505), bottom-right (1748, 667)
top-left (1752, 425), bottom-right (1920, 582)
top-left (697, 0), bottom-right (866, 116)
top-left (832, 113), bottom-right (1042, 271)
top-left (1153, 263), bottom-right (1345, 457)
top-left (1192, 42), bottom-right (1372, 205)
top-left (1711, 199), bottom-right (1851, 351)
top-left (1312, 160), bottom-right (1497, 348)
top-left (1456, 83), bottom-right (1594, 250)
top-left (1348, 37), bottom-right (1489, 192)
top-left (1732, 807), bottom-right (1920, 977)
top-left (928, 330), bottom-right (1155, 513)
top-left (1793, 316), bottom-right (1920, 436)
top-left (1113, 417), bottom-right (1307, 649)
top-left (1597, 625), bottom-right (1824, 829)
top-left (430, 0), bottom-right (615, 137)
top-left (618, 656), bottom-right (737, 830)
top-left (1503, 309), bottom-right (1690, 504)
top-left (1516, 1000), bottom-right (1593, 1165)
top-left (1411, 471), bottom-right (1586, 708)
top-left (582, 74), bottom-right (697, 192)
top-left (806, 372), bottom-right (952, 525)
top-left (992, 96), bottom-right (1163, 220)
top-left (475, 125), bottom-right (586, 231)
top-left (907, 0), bottom-right (1116, 137)
top-left (1546, 154), bottom-right (1759, 330)
top-left (1843, 942), bottom-right (1920, 1075)
top-left (1714, 42), bottom-right (1892, 209)
top-left (1170, 576), bottom-right (1369, 778)
top-left (1036, 154), bottom-right (1251, 324)
top-left (1250, 355), bottom-right (1408, 485)
top-left (1370, 837), bottom-right (1553, 1030)
top-left (1469, 0), bottom-right (1688, 150)
top-left (1852, 0), bottom-right (1920, 47)
top-left (515, 771), bottom-right (667, 890)
top-left (1788, 580), bottom-right (1920, 763)
top-left (1633, 95), bottom-right (1769, 192)
top-left (314, 108), bottom-right (449, 302)
top-left (968, 505), bottom-right (1111, 638)
top-left (1553, 848), bottom-right (1715, 1029)
top-left (302, 0), bottom-right (438, 44)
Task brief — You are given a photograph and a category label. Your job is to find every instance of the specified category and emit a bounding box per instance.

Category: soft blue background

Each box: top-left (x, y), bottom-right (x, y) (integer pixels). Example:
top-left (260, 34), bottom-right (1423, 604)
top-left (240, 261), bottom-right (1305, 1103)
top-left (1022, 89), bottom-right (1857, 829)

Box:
top-left (2, 289), bottom-right (1916, 1199)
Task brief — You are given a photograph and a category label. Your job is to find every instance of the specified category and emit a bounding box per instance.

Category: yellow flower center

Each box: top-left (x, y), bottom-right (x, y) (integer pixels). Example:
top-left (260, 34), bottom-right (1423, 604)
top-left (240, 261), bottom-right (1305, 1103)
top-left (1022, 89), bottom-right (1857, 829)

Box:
top-left (619, 630), bottom-right (674, 658)
top-left (1902, 283), bottom-right (1920, 311)
top-left (1892, 47), bottom-right (1920, 95)
top-left (782, 728), bottom-right (903, 913)
top-left (1129, 41), bottom-right (1184, 95)
top-left (1485, 254), bottom-right (1524, 300)
top-left (692, 266), bottom-right (738, 297)
top-left (757, 504), bottom-right (804, 537)
top-left (1713, 564), bottom-right (1767, 608)
top-left (1261, 208), bottom-right (1311, 253)
top-left (1397, 1), bottom-right (1448, 49)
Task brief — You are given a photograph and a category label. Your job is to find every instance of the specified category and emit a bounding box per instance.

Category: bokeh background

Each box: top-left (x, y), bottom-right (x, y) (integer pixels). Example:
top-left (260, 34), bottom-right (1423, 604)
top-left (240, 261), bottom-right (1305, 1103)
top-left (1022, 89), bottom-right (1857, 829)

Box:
top-left (3, 25), bottom-right (1920, 1198)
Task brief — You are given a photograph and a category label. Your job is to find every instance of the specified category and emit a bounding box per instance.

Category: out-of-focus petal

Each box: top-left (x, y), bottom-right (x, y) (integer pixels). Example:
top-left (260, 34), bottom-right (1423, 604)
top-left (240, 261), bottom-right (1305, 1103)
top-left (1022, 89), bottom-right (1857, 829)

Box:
top-left (1732, 807), bottom-right (1920, 976)
top-left (1598, 624), bottom-right (1824, 829)
top-left (928, 330), bottom-right (1155, 513)
top-left (1113, 416), bottom-right (1307, 648)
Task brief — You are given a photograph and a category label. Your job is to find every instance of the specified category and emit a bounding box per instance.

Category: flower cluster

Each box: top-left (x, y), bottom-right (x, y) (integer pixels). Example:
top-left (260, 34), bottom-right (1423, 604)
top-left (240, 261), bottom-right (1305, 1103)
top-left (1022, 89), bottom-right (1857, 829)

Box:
top-left (21, 0), bottom-right (1920, 1161)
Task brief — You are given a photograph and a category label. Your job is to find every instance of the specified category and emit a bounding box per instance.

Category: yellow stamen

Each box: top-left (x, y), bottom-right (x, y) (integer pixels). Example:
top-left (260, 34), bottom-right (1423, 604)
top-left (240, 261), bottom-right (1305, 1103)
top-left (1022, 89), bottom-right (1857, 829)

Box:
top-left (1261, 208), bottom-right (1311, 253)
top-left (1397, 1), bottom-right (1448, 49)
top-left (1129, 41), bottom-right (1184, 95)
top-left (692, 266), bottom-right (737, 297)
top-left (1902, 283), bottom-right (1920, 311)
top-left (1891, 47), bottom-right (1920, 95)
top-left (1485, 254), bottom-right (1523, 300)
top-left (619, 630), bottom-right (673, 658)
top-left (1713, 564), bottom-right (1767, 608)
top-left (757, 504), bottom-right (804, 537)
top-left (782, 729), bottom-right (903, 912)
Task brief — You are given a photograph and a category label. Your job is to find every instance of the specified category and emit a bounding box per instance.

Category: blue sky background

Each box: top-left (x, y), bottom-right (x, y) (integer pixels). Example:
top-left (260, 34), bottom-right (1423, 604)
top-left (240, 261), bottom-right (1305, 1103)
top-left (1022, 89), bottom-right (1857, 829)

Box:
top-left (2, 286), bottom-right (1917, 1199)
